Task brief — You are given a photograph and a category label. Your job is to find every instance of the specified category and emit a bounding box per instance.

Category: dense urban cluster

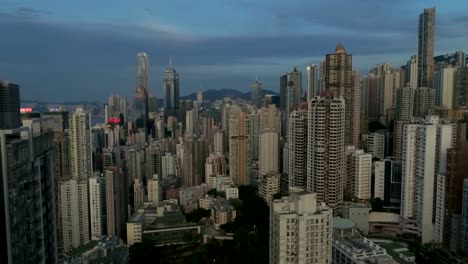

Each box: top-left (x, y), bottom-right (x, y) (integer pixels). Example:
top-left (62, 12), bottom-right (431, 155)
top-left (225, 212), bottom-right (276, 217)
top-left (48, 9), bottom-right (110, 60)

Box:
top-left (1, 6), bottom-right (468, 264)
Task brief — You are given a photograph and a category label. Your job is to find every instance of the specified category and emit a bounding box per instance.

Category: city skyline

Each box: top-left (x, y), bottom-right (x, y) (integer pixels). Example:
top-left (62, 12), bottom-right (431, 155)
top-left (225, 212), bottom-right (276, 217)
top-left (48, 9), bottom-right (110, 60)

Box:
top-left (1, 1), bottom-right (468, 101)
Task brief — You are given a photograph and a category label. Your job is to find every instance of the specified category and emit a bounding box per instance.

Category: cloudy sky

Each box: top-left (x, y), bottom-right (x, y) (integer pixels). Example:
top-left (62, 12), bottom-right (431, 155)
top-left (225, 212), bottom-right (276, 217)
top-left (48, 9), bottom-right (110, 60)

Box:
top-left (1, 0), bottom-right (467, 102)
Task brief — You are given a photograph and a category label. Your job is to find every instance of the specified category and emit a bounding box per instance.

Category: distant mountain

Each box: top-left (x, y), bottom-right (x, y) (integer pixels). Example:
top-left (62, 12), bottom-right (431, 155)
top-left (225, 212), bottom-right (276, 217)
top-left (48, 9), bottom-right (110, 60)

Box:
top-left (181, 89), bottom-right (279, 102)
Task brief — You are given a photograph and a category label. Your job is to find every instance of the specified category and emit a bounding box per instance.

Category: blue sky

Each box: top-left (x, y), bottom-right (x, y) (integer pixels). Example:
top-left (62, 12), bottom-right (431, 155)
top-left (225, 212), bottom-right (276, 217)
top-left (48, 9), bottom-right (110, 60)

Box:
top-left (1, 0), bottom-right (468, 102)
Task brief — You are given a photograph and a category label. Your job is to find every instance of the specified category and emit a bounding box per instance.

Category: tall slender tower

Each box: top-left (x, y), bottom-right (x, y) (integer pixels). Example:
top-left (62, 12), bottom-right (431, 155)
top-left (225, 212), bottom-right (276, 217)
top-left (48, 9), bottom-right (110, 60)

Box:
top-left (229, 111), bottom-right (251, 186)
top-left (307, 95), bottom-right (346, 207)
top-left (325, 43), bottom-right (356, 147)
top-left (307, 64), bottom-right (319, 101)
top-left (134, 52), bottom-right (150, 123)
top-left (69, 108), bottom-right (93, 180)
top-left (250, 80), bottom-right (263, 108)
top-left (163, 59), bottom-right (180, 118)
top-left (417, 7), bottom-right (436, 88)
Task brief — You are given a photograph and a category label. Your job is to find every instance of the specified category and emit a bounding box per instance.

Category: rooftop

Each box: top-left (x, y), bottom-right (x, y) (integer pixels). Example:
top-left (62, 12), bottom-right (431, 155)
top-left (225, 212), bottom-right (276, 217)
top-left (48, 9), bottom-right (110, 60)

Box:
top-left (333, 217), bottom-right (356, 230)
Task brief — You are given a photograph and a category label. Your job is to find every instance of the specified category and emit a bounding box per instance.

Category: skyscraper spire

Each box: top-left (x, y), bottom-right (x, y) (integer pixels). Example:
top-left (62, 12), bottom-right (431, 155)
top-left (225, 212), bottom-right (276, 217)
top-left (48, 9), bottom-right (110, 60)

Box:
top-left (169, 56), bottom-right (172, 67)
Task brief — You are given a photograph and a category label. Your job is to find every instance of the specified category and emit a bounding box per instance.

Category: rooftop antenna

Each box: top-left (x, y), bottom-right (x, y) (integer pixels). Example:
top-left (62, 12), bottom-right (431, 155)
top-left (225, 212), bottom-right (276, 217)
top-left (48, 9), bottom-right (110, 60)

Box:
top-left (255, 74), bottom-right (258, 82)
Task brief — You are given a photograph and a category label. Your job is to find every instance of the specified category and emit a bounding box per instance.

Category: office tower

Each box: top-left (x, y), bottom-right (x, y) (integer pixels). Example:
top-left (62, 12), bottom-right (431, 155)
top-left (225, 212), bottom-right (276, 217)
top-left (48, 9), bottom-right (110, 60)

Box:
top-left (367, 130), bottom-right (389, 159)
top-left (374, 159), bottom-right (402, 209)
top-left (345, 147), bottom-right (372, 200)
top-left (350, 70), bottom-right (361, 147)
top-left (148, 175), bottom-right (160, 205)
top-left (197, 89), bottom-right (203, 104)
top-left (0, 81), bottom-right (21, 129)
top-left (259, 131), bottom-right (279, 176)
top-left (307, 64), bottom-right (319, 101)
top-left (418, 7), bottom-right (436, 88)
top-left (454, 67), bottom-right (468, 108)
top-left (1, 115), bottom-right (58, 263)
top-left (163, 61), bottom-right (180, 118)
top-left (250, 80), bottom-right (263, 108)
top-left (401, 116), bottom-right (453, 243)
top-left (229, 111), bottom-right (251, 186)
top-left (148, 95), bottom-right (158, 113)
top-left (396, 87), bottom-right (416, 120)
top-left (307, 96), bottom-right (346, 207)
top-left (108, 95), bottom-right (127, 124)
top-left (462, 179), bottom-right (468, 254)
top-left (249, 112), bottom-right (260, 161)
top-left (442, 126), bottom-right (468, 249)
top-left (259, 172), bottom-right (280, 204)
top-left (134, 52), bottom-right (150, 127)
top-left (89, 177), bottom-right (104, 240)
top-left (270, 192), bottom-right (332, 264)
top-left (435, 67), bottom-right (455, 108)
top-left (279, 74), bottom-right (287, 114)
top-left (413, 87), bottom-right (435, 117)
top-left (59, 179), bottom-right (90, 252)
top-left (288, 109), bottom-right (308, 190)
top-left (406, 55), bottom-right (418, 87)
top-left (69, 107), bottom-right (93, 180)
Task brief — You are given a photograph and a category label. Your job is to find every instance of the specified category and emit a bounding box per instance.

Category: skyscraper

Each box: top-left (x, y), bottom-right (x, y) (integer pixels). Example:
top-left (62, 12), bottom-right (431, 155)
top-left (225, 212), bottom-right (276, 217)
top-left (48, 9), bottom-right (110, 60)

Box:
top-left (454, 67), bottom-right (468, 109)
top-left (417, 7), bottom-right (436, 88)
top-left (325, 44), bottom-right (357, 146)
top-left (406, 55), bottom-right (418, 87)
top-left (164, 61), bottom-right (180, 118)
top-left (281, 67), bottom-right (302, 139)
top-left (134, 52), bottom-right (150, 128)
top-left (69, 107), bottom-right (93, 180)
top-left (288, 109), bottom-right (308, 190)
top-left (307, 95), bottom-right (346, 207)
top-left (413, 87), bottom-right (435, 117)
top-left (401, 116), bottom-right (453, 243)
top-left (250, 80), bottom-right (263, 108)
top-left (259, 131), bottom-right (279, 176)
top-left (108, 95), bottom-right (127, 124)
top-left (307, 64), bottom-right (319, 101)
top-left (434, 67), bottom-right (455, 108)
top-left (229, 110), bottom-right (251, 186)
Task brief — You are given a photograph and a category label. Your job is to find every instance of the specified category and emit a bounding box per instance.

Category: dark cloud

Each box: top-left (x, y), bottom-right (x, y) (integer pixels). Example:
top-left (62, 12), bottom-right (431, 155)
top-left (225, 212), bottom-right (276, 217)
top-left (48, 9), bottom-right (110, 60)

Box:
top-left (16, 7), bottom-right (49, 17)
top-left (0, 3), bottom-right (466, 102)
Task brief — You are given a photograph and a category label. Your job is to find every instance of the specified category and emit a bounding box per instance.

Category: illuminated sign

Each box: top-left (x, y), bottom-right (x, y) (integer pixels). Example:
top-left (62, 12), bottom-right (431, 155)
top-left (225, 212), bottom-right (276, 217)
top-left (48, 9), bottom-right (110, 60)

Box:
top-left (108, 117), bottom-right (121, 123)
top-left (20, 107), bottom-right (33, 113)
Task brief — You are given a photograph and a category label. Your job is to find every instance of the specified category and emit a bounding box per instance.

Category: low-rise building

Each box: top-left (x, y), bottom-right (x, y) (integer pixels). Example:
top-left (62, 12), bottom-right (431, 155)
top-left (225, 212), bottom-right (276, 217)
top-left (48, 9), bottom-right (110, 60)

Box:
top-left (332, 237), bottom-right (394, 264)
top-left (211, 199), bottom-right (236, 230)
top-left (199, 195), bottom-right (215, 210)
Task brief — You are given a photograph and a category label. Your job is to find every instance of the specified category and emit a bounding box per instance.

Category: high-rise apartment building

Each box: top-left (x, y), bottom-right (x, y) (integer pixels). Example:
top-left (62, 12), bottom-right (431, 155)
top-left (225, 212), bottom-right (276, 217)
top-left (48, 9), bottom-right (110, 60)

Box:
top-left (435, 67), bottom-right (455, 109)
top-left (406, 55), bottom-right (418, 88)
top-left (89, 177), bottom-right (104, 240)
top-left (417, 7), bottom-right (436, 88)
top-left (413, 87), bottom-right (435, 117)
top-left (260, 172), bottom-right (280, 204)
top-left (307, 95), bottom-right (346, 207)
top-left (163, 63), bottom-right (180, 118)
top-left (270, 191), bottom-right (332, 264)
top-left (59, 179), bottom-right (90, 252)
top-left (324, 44), bottom-right (358, 146)
top-left (307, 64), bottom-right (319, 101)
top-left (1, 111), bottom-right (58, 263)
top-left (250, 80), bottom-right (263, 108)
top-left (0, 81), bottom-right (21, 129)
top-left (69, 107), bottom-right (93, 180)
top-left (259, 131), bottom-right (279, 176)
top-left (454, 67), bottom-right (468, 108)
top-left (260, 104), bottom-right (281, 135)
top-left (148, 175), bottom-right (160, 205)
top-left (229, 111), bottom-right (251, 186)
top-left (367, 130), bottom-right (389, 159)
top-left (401, 116), bottom-right (453, 243)
top-left (345, 147), bottom-right (372, 200)
top-left (288, 109), bottom-right (308, 190)
top-left (396, 87), bottom-right (416, 121)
